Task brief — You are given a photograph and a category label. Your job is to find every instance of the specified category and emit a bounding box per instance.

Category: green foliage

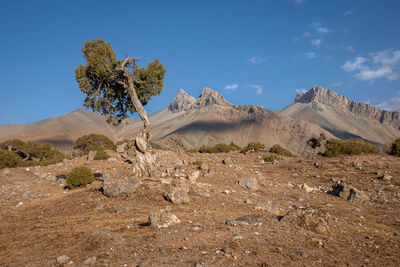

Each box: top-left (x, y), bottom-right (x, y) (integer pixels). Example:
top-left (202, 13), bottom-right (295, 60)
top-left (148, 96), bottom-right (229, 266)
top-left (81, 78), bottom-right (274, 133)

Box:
top-left (241, 142), bottom-right (265, 153)
top-left (269, 144), bottom-right (294, 157)
top-left (199, 145), bottom-right (219, 153)
top-left (308, 133), bottom-right (327, 149)
top-left (187, 148), bottom-right (199, 153)
top-left (94, 148), bottom-right (110, 160)
top-left (73, 134), bottom-right (115, 154)
top-left (66, 166), bottom-right (94, 189)
top-left (75, 38), bottom-right (166, 122)
top-left (0, 149), bottom-right (22, 169)
top-left (386, 138), bottom-right (400, 156)
top-left (229, 141), bottom-right (242, 151)
top-left (189, 160), bottom-right (203, 166)
top-left (0, 139), bottom-right (67, 168)
top-left (263, 154), bottom-right (283, 162)
top-left (197, 142), bottom-right (241, 153)
top-left (323, 138), bottom-right (379, 157)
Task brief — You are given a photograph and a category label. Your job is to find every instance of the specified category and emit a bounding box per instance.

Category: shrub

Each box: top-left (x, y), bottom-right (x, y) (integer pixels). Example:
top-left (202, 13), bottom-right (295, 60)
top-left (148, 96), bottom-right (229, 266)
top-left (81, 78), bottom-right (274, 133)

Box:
top-left (229, 141), bottom-right (242, 151)
top-left (189, 160), bottom-right (203, 166)
top-left (263, 154), bottom-right (283, 162)
top-left (269, 144), bottom-right (294, 157)
top-left (94, 148), bottom-right (110, 160)
top-left (241, 142), bottom-right (265, 153)
top-left (323, 138), bottom-right (379, 157)
top-left (0, 139), bottom-right (67, 168)
top-left (187, 148), bottom-right (199, 153)
top-left (308, 133), bottom-right (327, 149)
top-left (199, 145), bottom-right (219, 153)
top-left (73, 134), bottom-right (115, 154)
top-left (66, 166), bottom-right (94, 189)
top-left (386, 138), bottom-right (400, 156)
top-left (0, 149), bottom-right (22, 169)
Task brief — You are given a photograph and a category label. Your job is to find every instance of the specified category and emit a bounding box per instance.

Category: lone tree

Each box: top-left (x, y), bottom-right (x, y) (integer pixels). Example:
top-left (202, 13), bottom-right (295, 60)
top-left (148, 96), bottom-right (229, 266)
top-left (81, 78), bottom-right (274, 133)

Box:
top-left (75, 38), bottom-right (166, 176)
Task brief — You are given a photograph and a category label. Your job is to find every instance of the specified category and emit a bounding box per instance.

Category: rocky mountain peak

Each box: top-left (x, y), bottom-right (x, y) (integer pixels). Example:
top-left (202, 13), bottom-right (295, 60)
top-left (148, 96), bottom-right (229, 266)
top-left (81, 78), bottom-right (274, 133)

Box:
top-left (193, 87), bottom-right (232, 108)
top-left (168, 89), bottom-right (196, 112)
top-left (295, 86), bottom-right (348, 106)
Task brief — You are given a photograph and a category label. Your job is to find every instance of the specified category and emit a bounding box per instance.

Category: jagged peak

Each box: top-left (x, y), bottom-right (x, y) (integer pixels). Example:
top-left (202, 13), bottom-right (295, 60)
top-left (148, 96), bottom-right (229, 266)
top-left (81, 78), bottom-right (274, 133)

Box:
top-left (295, 86), bottom-right (346, 104)
top-left (193, 87), bottom-right (232, 108)
top-left (168, 89), bottom-right (196, 112)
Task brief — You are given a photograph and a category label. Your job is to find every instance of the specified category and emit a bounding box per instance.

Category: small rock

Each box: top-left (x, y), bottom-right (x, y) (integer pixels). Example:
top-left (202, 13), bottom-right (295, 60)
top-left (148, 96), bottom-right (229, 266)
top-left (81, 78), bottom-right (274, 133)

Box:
top-left (222, 158), bottom-right (233, 165)
top-left (314, 162), bottom-right (321, 168)
top-left (394, 232), bottom-right (399, 236)
top-left (188, 171), bottom-right (200, 182)
top-left (301, 183), bottom-right (314, 193)
top-left (163, 187), bottom-right (190, 204)
top-left (378, 173), bottom-right (392, 181)
top-left (94, 204), bottom-right (105, 211)
top-left (296, 251), bottom-right (308, 257)
top-left (232, 234), bottom-right (243, 241)
top-left (112, 203), bottom-right (132, 213)
top-left (149, 208), bottom-right (181, 228)
top-left (255, 200), bottom-right (279, 215)
top-left (83, 256), bottom-right (97, 265)
top-left (199, 164), bottom-right (209, 172)
top-left (23, 191), bottom-right (34, 197)
top-left (222, 247), bottom-right (234, 254)
top-left (237, 177), bottom-right (259, 190)
top-left (57, 255), bottom-right (70, 264)
top-left (138, 260), bottom-right (152, 267)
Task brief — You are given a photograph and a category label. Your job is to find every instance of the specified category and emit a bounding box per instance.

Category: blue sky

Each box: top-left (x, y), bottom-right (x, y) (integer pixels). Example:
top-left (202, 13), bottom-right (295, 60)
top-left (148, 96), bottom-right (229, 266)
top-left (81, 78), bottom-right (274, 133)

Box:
top-left (1, 0), bottom-right (400, 124)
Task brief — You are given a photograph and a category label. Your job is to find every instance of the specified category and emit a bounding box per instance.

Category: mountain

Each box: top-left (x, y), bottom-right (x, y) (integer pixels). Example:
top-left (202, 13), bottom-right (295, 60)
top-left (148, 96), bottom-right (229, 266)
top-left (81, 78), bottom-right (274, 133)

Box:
top-left (280, 86), bottom-right (400, 145)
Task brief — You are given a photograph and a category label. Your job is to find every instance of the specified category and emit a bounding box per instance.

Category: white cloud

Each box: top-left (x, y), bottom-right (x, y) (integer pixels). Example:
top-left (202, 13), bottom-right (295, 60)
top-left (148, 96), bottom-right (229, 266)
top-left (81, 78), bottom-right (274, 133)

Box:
top-left (344, 10), bottom-right (354, 16)
top-left (249, 84), bottom-right (263, 95)
top-left (294, 0), bottom-right (306, 5)
top-left (376, 92), bottom-right (400, 111)
top-left (342, 57), bottom-right (366, 72)
top-left (312, 22), bottom-right (331, 34)
top-left (248, 56), bottom-right (266, 64)
top-left (293, 32), bottom-right (310, 42)
top-left (296, 89), bottom-right (307, 94)
top-left (225, 84), bottom-right (239, 90)
top-left (331, 82), bottom-right (343, 87)
top-left (304, 52), bottom-right (317, 59)
top-left (310, 38), bottom-right (322, 48)
top-left (342, 50), bottom-right (400, 82)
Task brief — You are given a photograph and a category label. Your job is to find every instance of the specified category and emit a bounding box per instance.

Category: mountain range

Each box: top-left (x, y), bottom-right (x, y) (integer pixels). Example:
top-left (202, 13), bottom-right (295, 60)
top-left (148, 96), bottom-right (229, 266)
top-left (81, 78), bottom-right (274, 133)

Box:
top-left (1, 86), bottom-right (399, 155)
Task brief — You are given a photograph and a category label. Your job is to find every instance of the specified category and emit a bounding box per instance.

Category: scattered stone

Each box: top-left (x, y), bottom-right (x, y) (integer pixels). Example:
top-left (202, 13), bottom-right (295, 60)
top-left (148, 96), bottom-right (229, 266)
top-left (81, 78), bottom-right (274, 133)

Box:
top-left (102, 172), bottom-right (141, 197)
top-left (199, 164), bottom-right (209, 172)
top-left (112, 203), bottom-right (132, 213)
top-left (328, 183), bottom-right (369, 204)
top-left (279, 206), bottom-right (330, 235)
top-left (394, 232), bottom-right (399, 236)
top-left (222, 247), bottom-right (234, 254)
top-left (188, 171), bottom-right (200, 182)
top-left (232, 234), bottom-right (243, 241)
top-left (23, 191), bottom-right (34, 197)
top-left (149, 208), bottom-right (181, 228)
top-left (175, 165), bottom-right (185, 172)
top-left (138, 260), bottom-right (152, 267)
top-left (237, 177), bottom-right (259, 190)
top-left (93, 204), bottom-right (105, 211)
top-left (163, 187), bottom-right (190, 204)
top-left (378, 173), bottom-right (392, 181)
top-left (314, 162), bottom-right (321, 168)
top-left (116, 143), bottom-right (129, 153)
top-left (224, 219), bottom-right (249, 226)
top-left (83, 256), bottom-right (97, 265)
top-left (300, 183), bottom-right (315, 193)
top-left (244, 199), bottom-right (252, 204)
top-left (56, 255), bottom-right (70, 264)
top-left (296, 251), bottom-right (308, 257)
top-left (255, 200), bottom-right (280, 215)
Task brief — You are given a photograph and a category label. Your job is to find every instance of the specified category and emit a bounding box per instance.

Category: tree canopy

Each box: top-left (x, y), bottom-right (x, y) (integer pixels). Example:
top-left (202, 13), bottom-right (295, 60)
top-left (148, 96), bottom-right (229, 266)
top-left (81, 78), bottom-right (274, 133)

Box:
top-left (75, 38), bottom-right (166, 123)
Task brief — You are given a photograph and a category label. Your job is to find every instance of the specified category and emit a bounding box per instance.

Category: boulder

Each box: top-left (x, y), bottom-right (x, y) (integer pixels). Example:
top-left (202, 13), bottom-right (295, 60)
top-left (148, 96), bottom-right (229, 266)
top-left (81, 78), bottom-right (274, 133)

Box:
top-left (102, 171), bottom-right (141, 197)
top-left (237, 177), bottom-right (259, 190)
top-left (328, 183), bottom-right (369, 204)
top-left (149, 208), bottom-right (181, 228)
top-left (164, 187), bottom-right (190, 204)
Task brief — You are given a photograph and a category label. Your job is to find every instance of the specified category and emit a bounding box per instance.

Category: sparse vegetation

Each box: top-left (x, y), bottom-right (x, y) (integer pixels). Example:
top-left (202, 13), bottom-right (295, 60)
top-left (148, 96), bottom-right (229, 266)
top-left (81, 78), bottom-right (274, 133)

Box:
top-left (386, 138), bottom-right (400, 156)
top-left (73, 134), bottom-right (115, 154)
top-left (241, 142), bottom-right (265, 153)
top-left (263, 154), bottom-right (283, 162)
top-left (323, 138), bottom-right (379, 157)
top-left (189, 160), bottom-right (203, 166)
top-left (187, 148), bottom-right (199, 153)
top-left (66, 166), bottom-right (94, 189)
top-left (0, 139), bottom-right (68, 168)
top-left (269, 144), bottom-right (295, 157)
top-left (197, 142), bottom-right (242, 153)
top-left (94, 148), bottom-right (111, 160)
top-left (308, 133), bottom-right (327, 149)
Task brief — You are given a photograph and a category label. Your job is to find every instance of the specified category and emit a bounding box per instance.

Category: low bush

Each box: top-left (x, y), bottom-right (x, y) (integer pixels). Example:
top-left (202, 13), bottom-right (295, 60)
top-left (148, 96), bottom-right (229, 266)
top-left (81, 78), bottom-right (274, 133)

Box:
top-left (241, 142), bottom-right (265, 153)
top-left (263, 154), bottom-right (283, 162)
top-left (94, 148), bottom-right (110, 160)
top-left (0, 139), bottom-right (68, 168)
top-left (73, 134), bottom-right (115, 154)
top-left (323, 138), bottom-right (379, 157)
top-left (386, 138), bottom-right (400, 156)
top-left (0, 149), bottom-right (22, 168)
top-left (197, 142), bottom-right (242, 153)
top-left (187, 148), bottom-right (199, 153)
top-left (189, 160), bottom-right (203, 166)
top-left (269, 144), bottom-right (294, 157)
top-left (199, 145), bottom-right (219, 153)
top-left (66, 166), bottom-right (94, 189)
top-left (308, 133), bottom-right (327, 149)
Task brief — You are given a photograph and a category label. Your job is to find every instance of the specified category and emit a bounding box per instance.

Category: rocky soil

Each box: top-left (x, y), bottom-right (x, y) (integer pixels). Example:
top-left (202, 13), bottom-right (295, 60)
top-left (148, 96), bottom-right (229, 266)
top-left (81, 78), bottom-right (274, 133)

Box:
top-left (0, 150), bottom-right (399, 266)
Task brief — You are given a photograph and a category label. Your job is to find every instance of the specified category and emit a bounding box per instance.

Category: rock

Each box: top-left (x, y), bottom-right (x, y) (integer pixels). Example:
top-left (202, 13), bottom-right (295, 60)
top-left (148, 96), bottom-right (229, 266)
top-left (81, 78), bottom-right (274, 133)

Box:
top-left (224, 219), bottom-right (249, 226)
top-left (222, 158), bottom-right (233, 165)
top-left (112, 203), bottom-right (132, 213)
top-left (102, 171), bottom-right (141, 197)
top-left (296, 251), bottom-right (308, 257)
top-left (83, 256), bottom-right (97, 265)
top-left (237, 177), bottom-right (259, 190)
top-left (56, 255), bottom-right (70, 264)
top-left (378, 173), bottom-right (392, 181)
top-left (107, 157), bottom-right (117, 162)
top-left (116, 143), bottom-right (128, 153)
top-left (279, 206), bottom-right (330, 235)
top-left (23, 191), bottom-right (34, 197)
top-left (300, 183), bottom-right (314, 193)
top-left (164, 187), bottom-right (190, 204)
top-left (188, 171), bottom-right (200, 182)
top-left (232, 234), bottom-right (244, 241)
top-left (93, 204), bottom-right (105, 211)
top-left (255, 200), bottom-right (279, 215)
top-left (138, 260), bottom-right (152, 267)
top-left (328, 183), bottom-right (369, 204)
top-left (149, 208), bottom-right (181, 228)
top-left (168, 89), bottom-right (196, 112)
top-left (222, 247), bottom-right (234, 254)
top-left (314, 162), bottom-right (321, 168)
top-left (87, 151), bottom-right (96, 160)
top-left (175, 165), bottom-right (185, 172)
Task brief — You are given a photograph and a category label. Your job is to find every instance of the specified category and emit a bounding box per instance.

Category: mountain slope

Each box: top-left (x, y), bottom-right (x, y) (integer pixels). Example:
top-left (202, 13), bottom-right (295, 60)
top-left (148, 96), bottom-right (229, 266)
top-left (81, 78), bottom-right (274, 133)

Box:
top-left (280, 86), bottom-right (400, 145)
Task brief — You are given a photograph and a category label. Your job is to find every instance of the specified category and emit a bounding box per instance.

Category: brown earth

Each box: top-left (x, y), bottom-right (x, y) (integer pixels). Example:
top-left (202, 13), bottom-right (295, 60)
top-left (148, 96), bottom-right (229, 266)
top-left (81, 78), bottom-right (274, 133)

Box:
top-left (0, 151), bottom-right (399, 266)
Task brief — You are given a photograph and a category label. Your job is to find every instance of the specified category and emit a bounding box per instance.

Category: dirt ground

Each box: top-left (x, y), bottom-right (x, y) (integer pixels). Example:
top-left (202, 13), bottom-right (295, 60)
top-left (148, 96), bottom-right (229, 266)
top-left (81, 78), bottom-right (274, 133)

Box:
top-left (0, 151), bottom-right (399, 266)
